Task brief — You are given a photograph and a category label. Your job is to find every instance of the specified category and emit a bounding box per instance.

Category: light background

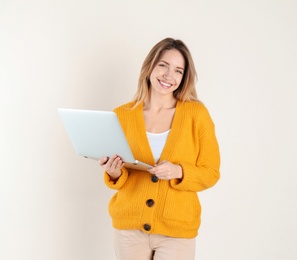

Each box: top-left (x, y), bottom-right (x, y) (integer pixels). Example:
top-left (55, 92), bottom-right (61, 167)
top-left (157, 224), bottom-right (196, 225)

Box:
top-left (1, 0), bottom-right (297, 259)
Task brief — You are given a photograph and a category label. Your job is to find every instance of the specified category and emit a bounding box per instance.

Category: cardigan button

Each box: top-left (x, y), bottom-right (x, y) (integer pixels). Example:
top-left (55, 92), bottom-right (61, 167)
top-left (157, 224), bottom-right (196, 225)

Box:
top-left (143, 223), bottom-right (151, 231)
top-left (146, 199), bottom-right (155, 207)
top-left (151, 175), bottom-right (159, 183)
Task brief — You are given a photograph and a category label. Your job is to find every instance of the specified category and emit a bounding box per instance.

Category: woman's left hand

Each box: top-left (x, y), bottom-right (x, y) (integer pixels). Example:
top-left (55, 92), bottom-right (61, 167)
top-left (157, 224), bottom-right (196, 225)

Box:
top-left (147, 161), bottom-right (183, 180)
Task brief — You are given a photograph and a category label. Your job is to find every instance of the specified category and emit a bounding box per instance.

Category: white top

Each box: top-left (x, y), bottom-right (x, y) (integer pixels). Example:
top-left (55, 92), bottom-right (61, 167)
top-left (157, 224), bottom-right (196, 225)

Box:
top-left (146, 129), bottom-right (170, 163)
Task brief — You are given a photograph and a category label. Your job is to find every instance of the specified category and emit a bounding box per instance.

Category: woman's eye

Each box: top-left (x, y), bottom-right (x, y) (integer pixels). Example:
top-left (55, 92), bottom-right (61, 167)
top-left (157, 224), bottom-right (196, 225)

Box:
top-left (159, 63), bottom-right (166, 67)
top-left (176, 70), bottom-right (183, 75)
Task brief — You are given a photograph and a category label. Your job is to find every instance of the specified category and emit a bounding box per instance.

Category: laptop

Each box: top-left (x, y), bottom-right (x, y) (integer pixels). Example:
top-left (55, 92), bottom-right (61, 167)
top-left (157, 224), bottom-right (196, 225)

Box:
top-left (57, 108), bottom-right (152, 171)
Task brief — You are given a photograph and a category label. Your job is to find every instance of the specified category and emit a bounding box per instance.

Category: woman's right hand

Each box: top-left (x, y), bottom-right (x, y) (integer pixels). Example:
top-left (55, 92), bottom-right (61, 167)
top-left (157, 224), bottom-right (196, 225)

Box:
top-left (99, 155), bottom-right (124, 180)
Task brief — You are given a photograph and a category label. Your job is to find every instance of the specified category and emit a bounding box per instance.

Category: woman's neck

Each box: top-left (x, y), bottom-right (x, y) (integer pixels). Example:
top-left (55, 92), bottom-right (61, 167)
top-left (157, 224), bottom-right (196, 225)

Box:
top-left (144, 93), bottom-right (177, 111)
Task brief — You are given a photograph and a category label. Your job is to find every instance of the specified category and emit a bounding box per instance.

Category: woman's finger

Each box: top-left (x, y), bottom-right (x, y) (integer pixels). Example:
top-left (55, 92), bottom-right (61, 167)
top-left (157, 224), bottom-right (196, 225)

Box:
top-left (99, 156), bottom-right (109, 166)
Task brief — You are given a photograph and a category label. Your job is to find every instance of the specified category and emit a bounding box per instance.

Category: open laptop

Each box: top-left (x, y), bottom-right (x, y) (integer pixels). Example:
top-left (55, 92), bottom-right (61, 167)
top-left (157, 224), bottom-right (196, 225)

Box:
top-left (58, 108), bottom-right (152, 171)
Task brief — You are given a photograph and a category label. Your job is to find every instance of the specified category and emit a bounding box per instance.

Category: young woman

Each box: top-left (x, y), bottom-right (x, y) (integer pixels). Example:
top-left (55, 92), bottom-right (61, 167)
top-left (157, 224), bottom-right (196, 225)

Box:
top-left (99, 38), bottom-right (220, 260)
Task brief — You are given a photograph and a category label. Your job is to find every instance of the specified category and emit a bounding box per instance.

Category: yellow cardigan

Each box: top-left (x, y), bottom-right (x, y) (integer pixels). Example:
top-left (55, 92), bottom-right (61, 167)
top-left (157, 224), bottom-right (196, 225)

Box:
top-left (104, 100), bottom-right (220, 238)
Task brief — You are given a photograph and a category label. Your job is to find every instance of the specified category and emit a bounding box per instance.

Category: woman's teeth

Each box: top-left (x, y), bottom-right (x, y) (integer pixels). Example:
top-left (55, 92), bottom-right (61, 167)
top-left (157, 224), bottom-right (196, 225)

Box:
top-left (159, 80), bottom-right (172, 88)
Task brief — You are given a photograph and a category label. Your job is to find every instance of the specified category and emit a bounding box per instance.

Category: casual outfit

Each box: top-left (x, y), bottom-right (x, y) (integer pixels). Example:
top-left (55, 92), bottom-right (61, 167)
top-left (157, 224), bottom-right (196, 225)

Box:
top-left (104, 100), bottom-right (220, 258)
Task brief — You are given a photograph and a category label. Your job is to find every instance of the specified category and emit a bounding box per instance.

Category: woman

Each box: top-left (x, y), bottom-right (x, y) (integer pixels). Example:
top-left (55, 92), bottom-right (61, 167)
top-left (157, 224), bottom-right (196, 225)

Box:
top-left (99, 38), bottom-right (220, 260)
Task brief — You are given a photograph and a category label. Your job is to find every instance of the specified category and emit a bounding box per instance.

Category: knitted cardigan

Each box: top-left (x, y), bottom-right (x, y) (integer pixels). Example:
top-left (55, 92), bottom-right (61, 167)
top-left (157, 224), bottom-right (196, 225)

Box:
top-left (104, 100), bottom-right (220, 238)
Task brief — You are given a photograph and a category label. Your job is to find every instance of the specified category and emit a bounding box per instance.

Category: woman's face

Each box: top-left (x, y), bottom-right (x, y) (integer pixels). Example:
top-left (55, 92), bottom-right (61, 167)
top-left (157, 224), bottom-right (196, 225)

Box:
top-left (149, 49), bottom-right (185, 98)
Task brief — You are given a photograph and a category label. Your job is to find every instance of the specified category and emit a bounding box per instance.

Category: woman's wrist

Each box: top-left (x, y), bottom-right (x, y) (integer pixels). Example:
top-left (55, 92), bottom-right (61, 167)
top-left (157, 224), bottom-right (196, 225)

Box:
top-left (175, 164), bottom-right (183, 179)
top-left (107, 170), bottom-right (122, 181)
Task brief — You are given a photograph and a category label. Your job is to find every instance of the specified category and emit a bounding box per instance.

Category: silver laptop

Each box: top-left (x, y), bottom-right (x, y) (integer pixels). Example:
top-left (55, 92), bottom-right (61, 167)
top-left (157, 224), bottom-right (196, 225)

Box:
top-left (58, 108), bottom-right (152, 171)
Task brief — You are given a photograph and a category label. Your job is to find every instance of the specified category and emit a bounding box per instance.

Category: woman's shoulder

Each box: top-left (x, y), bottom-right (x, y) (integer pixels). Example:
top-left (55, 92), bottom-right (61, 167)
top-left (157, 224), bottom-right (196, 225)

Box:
top-left (180, 100), bottom-right (208, 114)
top-left (114, 101), bottom-right (136, 110)
top-left (180, 100), bottom-right (214, 124)
top-left (113, 101), bottom-right (139, 116)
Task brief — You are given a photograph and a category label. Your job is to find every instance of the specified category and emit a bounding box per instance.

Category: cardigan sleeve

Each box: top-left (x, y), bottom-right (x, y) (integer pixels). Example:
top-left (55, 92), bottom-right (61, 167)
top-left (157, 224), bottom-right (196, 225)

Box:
top-left (170, 106), bottom-right (220, 192)
top-left (103, 104), bottom-right (133, 190)
top-left (103, 167), bottom-right (129, 190)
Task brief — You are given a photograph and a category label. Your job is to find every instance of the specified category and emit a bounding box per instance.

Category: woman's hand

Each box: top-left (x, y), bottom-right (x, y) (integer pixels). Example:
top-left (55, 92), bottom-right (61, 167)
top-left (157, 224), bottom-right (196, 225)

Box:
top-left (99, 155), bottom-right (124, 180)
top-left (147, 161), bottom-right (183, 180)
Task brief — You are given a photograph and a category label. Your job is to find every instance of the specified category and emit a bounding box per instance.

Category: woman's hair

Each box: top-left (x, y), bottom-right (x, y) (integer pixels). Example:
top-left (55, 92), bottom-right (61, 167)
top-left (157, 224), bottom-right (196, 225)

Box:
top-left (132, 37), bottom-right (198, 106)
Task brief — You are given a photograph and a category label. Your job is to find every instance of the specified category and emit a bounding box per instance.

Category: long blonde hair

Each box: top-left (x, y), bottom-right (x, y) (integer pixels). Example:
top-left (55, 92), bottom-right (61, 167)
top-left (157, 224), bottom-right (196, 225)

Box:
top-left (132, 38), bottom-right (198, 106)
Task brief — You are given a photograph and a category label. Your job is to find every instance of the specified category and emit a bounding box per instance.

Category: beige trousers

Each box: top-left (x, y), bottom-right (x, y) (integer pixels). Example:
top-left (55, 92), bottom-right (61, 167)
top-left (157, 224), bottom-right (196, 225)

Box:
top-left (114, 229), bottom-right (196, 260)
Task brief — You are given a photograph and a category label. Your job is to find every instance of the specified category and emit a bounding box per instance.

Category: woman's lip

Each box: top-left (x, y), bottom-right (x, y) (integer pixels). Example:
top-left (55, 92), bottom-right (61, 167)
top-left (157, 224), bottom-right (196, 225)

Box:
top-left (158, 80), bottom-right (172, 88)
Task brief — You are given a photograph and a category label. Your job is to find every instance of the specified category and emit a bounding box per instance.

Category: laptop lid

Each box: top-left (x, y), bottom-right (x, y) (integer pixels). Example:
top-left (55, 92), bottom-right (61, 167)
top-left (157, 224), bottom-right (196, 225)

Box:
top-left (57, 108), bottom-right (152, 171)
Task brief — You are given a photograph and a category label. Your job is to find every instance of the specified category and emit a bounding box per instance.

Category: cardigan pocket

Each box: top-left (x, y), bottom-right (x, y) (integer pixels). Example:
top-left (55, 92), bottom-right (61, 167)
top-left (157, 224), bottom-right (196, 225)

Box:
top-left (162, 189), bottom-right (200, 223)
top-left (109, 191), bottom-right (143, 219)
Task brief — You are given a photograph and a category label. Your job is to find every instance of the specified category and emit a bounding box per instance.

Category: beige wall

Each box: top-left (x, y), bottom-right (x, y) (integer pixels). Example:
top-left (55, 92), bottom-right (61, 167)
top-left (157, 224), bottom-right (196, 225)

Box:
top-left (1, 0), bottom-right (297, 259)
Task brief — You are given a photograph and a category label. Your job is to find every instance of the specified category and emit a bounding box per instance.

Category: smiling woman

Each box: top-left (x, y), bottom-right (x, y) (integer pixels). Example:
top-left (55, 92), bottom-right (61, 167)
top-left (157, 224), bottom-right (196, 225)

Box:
top-left (133, 38), bottom-right (198, 107)
top-left (98, 38), bottom-right (220, 260)
top-left (149, 49), bottom-right (185, 97)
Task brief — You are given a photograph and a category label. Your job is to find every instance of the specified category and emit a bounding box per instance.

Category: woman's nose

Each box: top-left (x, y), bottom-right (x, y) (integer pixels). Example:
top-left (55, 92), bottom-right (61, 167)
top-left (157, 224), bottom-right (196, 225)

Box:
top-left (163, 68), bottom-right (172, 79)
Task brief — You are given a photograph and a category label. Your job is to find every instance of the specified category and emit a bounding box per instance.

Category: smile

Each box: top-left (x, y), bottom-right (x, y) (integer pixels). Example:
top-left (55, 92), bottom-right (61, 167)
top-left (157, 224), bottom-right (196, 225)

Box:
top-left (158, 80), bottom-right (172, 89)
